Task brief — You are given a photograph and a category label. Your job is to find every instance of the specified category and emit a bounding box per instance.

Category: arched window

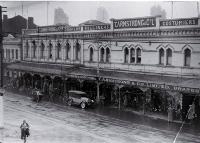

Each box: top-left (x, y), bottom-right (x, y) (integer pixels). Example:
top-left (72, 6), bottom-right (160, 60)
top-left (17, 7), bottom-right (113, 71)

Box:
top-left (57, 43), bottom-right (61, 59)
top-left (184, 48), bottom-right (191, 66)
top-left (166, 48), bottom-right (172, 65)
top-left (65, 43), bottom-right (70, 60)
top-left (136, 48), bottom-right (141, 64)
top-left (124, 47), bottom-right (129, 63)
top-left (106, 48), bottom-right (110, 62)
top-left (100, 48), bottom-right (104, 62)
top-left (25, 41), bottom-right (29, 58)
top-left (40, 43), bottom-right (45, 59)
top-left (159, 48), bottom-right (164, 65)
top-left (48, 43), bottom-right (53, 59)
top-left (89, 47), bottom-right (94, 62)
top-left (75, 42), bottom-right (80, 60)
top-left (32, 41), bottom-right (36, 58)
top-left (130, 48), bottom-right (135, 63)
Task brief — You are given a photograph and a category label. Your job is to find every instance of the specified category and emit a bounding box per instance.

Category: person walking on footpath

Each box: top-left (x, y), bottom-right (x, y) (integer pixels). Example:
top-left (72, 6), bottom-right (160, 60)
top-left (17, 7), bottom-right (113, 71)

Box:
top-left (20, 120), bottom-right (30, 142)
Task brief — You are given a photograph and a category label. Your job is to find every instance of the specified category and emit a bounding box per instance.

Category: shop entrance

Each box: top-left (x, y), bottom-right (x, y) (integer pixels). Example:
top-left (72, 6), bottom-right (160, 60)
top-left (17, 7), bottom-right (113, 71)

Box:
top-left (182, 94), bottom-right (200, 121)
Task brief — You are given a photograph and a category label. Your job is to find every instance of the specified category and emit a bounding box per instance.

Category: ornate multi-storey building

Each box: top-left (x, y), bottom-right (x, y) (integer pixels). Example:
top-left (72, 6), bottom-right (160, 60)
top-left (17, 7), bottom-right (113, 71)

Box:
top-left (6, 16), bottom-right (200, 121)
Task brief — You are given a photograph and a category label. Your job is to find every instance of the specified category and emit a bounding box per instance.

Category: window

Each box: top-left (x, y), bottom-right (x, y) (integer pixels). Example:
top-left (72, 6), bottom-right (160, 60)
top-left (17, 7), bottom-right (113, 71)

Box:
top-left (184, 48), bottom-right (191, 66)
top-left (106, 48), bottom-right (110, 62)
top-left (75, 42), bottom-right (80, 60)
top-left (124, 47), bottom-right (129, 63)
top-left (159, 48), bottom-right (164, 65)
top-left (16, 49), bottom-right (18, 59)
top-left (166, 49), bottom-right (172, 65)
top-left (65, 43), bottom-right (70, 60)
top-left (136, 48), bottom-right (141, 64)
top-left (89, 47), bottom-right (93, 62)
top-left (25, 41), bottom-right (29, 58)
top-left (49, 43), bottom-right (53, 59)
top-left (100, 48), bottom-right (104, 62)
top-left (130, 48), bottom-right (135, 63)
top-left (32, 41), bottom-right (36, 58)
top-left (57, 43), bottom-right (61, 59)
top-left (40, 43), bottom-right (45, 59)
top-left (12, 49), bottom-right (14, 59)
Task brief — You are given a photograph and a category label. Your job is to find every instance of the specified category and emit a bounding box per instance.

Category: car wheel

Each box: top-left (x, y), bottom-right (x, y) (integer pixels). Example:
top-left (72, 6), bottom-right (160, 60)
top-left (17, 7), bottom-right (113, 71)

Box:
top-left (81, 102), bottom-right (86, 109)
top-left (67, 99), bottom-right (72, 106)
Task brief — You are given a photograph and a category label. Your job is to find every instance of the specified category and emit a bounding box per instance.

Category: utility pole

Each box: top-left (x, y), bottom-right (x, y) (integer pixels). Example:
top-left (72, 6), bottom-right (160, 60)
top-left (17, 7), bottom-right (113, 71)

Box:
top-left (0, 5), bottom-right (7, 129)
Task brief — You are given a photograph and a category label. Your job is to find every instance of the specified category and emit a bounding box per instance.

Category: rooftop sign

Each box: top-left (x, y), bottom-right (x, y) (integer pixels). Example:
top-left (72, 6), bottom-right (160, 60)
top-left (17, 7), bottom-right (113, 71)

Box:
top-left (160, 18), bottom-right (198, 27)
top-left (83, 24), bottom-right (111, 31)
top-left (113, 17), bottom-right (156, 29)
top-left (38, 25), bottom-right (81, 33)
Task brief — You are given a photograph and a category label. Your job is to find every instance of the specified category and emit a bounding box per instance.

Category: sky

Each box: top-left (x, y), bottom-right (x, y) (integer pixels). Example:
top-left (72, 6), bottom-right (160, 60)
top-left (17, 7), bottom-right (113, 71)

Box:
top-left (0, 1), bottom-right (199, 26)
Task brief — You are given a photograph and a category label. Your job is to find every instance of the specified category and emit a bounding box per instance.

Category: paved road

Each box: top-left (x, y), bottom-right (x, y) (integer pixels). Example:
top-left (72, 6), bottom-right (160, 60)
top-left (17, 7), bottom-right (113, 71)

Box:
top-left (2, 91), bottom-right (200, 143)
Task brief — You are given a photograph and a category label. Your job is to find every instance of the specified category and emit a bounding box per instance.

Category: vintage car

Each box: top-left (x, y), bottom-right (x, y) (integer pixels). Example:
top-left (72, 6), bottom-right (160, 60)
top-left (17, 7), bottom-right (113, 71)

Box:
top-left (67, 90), bottom-right (95, 109)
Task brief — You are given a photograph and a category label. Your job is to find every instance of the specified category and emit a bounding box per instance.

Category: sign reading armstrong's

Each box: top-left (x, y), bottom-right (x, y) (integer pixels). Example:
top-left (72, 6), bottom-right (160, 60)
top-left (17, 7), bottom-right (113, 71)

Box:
top-left (160, 18), bottom-right (198, 27)
top-left (113, 17), bottom-right (156, 29)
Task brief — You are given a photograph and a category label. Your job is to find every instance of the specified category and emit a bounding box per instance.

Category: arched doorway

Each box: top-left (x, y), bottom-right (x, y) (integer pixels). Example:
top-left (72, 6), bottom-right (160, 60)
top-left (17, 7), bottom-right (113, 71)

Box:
top-left (33, 74), bottom-right (41, 89)
top-left (66, 78), bottom-right (81, 91)
top-left (99, 82), bottom-right (114, 106)
top-left (82, 80), bottom-right (97, 100)
top-left (120, 86), bottom-right (144, 110)
top-left (23, 73), bottom-right (32, 88)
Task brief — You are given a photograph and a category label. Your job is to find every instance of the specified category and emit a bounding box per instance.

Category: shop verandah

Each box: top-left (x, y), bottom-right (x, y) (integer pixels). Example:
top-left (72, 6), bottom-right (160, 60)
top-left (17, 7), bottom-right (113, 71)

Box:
top-left (6, 61), bottom-right (200, 122)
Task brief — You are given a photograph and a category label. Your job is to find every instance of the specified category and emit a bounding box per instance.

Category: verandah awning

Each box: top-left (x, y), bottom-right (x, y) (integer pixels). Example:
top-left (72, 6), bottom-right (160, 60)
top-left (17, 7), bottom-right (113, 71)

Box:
top-left (7, 62), bottom-right (200, 94)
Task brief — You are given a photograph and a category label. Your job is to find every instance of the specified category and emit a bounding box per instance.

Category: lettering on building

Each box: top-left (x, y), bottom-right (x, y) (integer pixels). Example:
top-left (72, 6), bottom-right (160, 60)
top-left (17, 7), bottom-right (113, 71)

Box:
top-left (83, 24), bottom-right (111, 31)
top-left (113, 17), bottom-right (156, 29)
top-left (160, 18), bottom-right (198, 27)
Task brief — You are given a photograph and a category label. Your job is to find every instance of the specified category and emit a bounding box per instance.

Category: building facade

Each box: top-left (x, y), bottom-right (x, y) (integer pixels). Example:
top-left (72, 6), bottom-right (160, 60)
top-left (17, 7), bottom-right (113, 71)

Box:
top-left (6, 16), bottom-right (200, 121)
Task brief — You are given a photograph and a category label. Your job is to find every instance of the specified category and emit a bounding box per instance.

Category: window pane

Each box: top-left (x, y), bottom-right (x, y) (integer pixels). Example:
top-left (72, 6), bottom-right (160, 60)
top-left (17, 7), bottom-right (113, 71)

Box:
top-left (130, 49), bottom-right (135, 63)
top-left (136, 48), bottom-right (141, 64)
top-left (159, 49), bottom-right (164, 65)
top-left (166, 49), bottom-right (172, 65)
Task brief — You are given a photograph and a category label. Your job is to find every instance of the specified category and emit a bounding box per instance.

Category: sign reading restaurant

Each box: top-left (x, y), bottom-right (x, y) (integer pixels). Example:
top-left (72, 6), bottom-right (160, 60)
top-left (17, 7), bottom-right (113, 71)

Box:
top-left (113, 17), bottom-right (156, 29)
top-left (160, 18), bottom-right (198, 27)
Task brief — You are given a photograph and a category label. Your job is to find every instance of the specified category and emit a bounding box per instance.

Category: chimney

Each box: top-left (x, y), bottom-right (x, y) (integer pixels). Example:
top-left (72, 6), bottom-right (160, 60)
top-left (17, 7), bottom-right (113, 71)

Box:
top-left (3, 15), bottom-right (8, 21)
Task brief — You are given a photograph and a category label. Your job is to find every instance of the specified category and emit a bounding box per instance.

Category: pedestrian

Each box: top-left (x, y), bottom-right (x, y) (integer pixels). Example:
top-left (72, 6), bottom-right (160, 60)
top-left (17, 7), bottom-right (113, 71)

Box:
top-left (20, 120), bottom-right (30, 140)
